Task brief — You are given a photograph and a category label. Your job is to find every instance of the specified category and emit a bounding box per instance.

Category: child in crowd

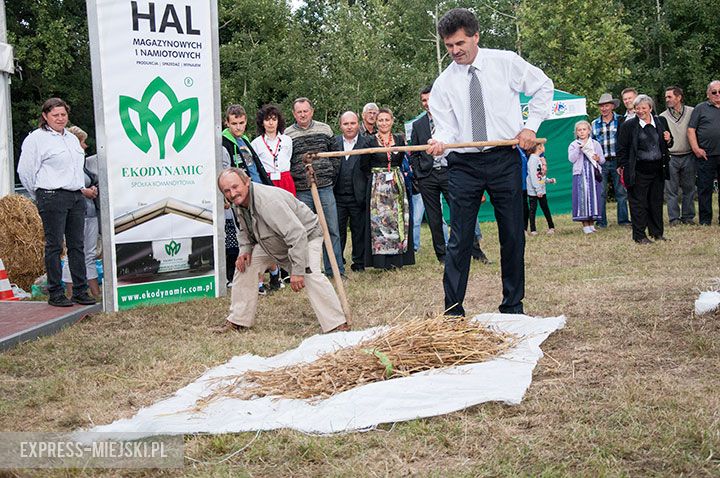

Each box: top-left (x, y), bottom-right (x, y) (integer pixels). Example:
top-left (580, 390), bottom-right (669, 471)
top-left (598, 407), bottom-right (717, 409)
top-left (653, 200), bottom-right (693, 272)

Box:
top-left (569, 120), bottom-right (605, 234)
top-left (526, 143), bottom-right (555, 235)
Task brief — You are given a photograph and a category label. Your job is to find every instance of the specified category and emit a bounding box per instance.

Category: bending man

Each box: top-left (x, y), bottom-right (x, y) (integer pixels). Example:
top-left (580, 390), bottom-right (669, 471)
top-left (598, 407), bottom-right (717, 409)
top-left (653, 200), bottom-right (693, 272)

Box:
top-left (217, 168), bottom-right (350, 333)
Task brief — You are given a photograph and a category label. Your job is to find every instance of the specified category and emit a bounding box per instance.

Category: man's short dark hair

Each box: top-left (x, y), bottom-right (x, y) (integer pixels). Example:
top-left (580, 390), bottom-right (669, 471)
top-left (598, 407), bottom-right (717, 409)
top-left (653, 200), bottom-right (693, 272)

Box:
top-left (256, 104), bottom-right (286, 135)
top-left (437, 8), bottom-right (479, 39)
top-left (225, 104), bottom-right (246, 120)
top-left (420, 83), bottom-right (433, 96)
top-left (665, 85), bottom-right (684, 102)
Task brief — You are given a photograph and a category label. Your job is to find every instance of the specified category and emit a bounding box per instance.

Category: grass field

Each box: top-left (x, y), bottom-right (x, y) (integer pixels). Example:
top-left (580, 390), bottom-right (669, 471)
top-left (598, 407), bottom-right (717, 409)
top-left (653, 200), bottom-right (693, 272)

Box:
top-left (1, 204), bottom-right (719, 477)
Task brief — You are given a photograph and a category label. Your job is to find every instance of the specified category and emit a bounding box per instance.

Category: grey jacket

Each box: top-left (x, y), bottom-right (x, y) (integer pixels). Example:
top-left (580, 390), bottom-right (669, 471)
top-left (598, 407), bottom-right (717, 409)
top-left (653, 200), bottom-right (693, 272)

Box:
top-left (232, 183), bottom-right (322, 275)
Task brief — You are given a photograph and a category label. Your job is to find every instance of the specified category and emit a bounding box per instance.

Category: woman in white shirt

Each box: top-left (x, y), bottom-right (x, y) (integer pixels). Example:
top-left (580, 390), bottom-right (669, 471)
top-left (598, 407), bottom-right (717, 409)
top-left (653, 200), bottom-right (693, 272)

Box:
top-left (250, 104), bottom-right (295, 195)
top-left (17, 98), bottom-right (97, 307)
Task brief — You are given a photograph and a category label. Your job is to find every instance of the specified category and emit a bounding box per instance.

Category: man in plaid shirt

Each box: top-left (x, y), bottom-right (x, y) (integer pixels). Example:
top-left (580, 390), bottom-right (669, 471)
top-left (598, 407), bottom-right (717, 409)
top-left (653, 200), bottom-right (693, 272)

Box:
top-left (591, 93), bottom-right (631, 227)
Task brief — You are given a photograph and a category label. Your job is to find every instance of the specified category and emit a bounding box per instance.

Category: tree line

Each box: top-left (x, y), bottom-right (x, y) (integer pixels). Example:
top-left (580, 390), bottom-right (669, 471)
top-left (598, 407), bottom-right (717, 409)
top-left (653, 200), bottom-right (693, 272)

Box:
top-left (7, 0), bottom-right (719, 168)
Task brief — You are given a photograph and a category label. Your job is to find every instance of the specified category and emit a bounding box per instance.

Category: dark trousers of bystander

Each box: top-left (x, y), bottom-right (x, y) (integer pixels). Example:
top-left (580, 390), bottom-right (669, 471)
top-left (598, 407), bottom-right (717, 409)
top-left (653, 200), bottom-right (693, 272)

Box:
top-left (627, 164), bottom-right (665, 241)
top-left (417, 167), bottom-right (450, 260)
top-left (336, 195), bottom-right (366, 271)
top-left (36, 189), bottom-right (88, 298)
top-left (696, 155), bottom-right (720, 225)
top-left (528, 195), bottom-right (555, 232)
top-left (444, 147), bottom-right (525, 316)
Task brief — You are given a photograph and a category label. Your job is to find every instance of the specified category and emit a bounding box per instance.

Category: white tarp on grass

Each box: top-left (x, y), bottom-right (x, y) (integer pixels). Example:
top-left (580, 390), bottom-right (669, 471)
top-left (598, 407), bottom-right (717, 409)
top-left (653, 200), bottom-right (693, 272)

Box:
top-left (695, 290), bottom-right (720, 315)
top-left (87, 314), bottom-right (565, 437)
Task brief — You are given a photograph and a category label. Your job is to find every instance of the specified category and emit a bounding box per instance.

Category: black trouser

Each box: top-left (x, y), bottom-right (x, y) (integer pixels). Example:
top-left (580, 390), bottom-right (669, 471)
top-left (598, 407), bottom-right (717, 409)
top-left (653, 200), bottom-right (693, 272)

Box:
top-left (444, 148), bottom-right (524, 316)
top-left (336, 195), bottom-right (366, 270)
top-left (628, 163), bottom-right (665, 241)
top-left (522, 190), bottom-right (529, 230)
top-left (417, 167), bottom-right (450, 259)
top-left (36, 189), bottom-right (88, 298)
top-left (528, 195), bottom-right (555, 231)
top-left (226, 247), bottom-right (239, 283)
top-left (696, 155), bottom-right (720, 225)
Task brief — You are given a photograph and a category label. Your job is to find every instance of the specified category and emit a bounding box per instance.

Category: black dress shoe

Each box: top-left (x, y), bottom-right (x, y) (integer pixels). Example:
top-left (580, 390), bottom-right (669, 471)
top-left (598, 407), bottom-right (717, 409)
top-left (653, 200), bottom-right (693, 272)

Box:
top-left (652, 235), bottom-right (669, 241)
top-left (472, 249), bottom-right (492, 264)
top-left (635, 237), bottom-right (653, 245)
top-left (71, 292), bottom-right (97, 305)
top-left (48, 295), bottom-right (73, 307)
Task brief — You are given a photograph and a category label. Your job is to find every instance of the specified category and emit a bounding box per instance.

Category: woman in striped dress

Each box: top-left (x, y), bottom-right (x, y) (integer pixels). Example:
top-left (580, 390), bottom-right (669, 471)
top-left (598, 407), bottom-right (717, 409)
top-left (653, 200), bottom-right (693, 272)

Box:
top-left (569, 120), bottom-right (605, 234)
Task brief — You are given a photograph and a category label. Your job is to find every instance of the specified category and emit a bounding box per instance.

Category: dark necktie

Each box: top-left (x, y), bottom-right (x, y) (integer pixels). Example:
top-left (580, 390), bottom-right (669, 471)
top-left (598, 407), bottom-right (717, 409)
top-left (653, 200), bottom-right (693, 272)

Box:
top-left (468, 66), bottom-right (487, 141)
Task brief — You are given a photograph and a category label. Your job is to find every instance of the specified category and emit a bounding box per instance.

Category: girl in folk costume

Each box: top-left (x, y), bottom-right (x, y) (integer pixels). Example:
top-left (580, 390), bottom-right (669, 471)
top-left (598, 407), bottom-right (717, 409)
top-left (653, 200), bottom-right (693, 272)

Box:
top-left (569, 120), bottom-right (606, 234)
top-left (251, 104), bottom-right (296, 196)
top-left (360, 108), bottom-right (415, 269)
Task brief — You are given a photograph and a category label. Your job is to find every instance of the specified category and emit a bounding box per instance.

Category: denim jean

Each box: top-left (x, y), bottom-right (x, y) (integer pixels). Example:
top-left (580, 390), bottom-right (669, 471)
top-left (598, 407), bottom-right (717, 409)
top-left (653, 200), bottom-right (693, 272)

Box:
top-left (36, 189), bottom-right (88, 297)
top-left (597, 158), bottom-right (630, 227)
top-left (296, 187), bottom-right (345, 276)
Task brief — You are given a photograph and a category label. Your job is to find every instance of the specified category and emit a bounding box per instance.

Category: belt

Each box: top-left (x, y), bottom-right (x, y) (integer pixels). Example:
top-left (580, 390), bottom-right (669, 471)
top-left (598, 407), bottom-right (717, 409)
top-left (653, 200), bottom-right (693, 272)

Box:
top-left (37, 188), bottom-right (81, 193)
top-left (432, 165), bottom-right (447, 171)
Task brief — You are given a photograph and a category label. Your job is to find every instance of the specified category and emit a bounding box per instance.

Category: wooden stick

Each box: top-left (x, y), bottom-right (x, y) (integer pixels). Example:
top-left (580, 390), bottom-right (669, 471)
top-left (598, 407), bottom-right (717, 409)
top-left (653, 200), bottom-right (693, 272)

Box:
top-left (311, 138), bottom-right (547, 159)
top-left (304, 162), bottom-right (352, 326)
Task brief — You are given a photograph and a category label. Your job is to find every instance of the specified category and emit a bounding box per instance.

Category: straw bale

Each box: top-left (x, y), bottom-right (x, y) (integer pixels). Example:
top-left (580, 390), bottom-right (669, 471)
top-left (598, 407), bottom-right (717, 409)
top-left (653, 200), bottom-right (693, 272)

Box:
top-left (0, 194), bottom-right (45, 290)
top-left (198, 316), bottom-right (518, 406)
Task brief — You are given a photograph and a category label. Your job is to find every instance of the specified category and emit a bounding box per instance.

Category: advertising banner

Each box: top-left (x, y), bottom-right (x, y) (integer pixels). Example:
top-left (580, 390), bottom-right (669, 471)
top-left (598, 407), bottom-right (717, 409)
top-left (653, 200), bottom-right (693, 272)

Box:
top-left (87, 0), bottom-right (222, 310)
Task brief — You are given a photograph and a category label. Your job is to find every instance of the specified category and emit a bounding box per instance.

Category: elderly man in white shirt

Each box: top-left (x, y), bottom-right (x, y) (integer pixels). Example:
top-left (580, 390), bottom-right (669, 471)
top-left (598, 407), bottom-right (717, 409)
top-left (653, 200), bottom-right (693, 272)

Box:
top-left (425, 8), bottom-right (553, 317)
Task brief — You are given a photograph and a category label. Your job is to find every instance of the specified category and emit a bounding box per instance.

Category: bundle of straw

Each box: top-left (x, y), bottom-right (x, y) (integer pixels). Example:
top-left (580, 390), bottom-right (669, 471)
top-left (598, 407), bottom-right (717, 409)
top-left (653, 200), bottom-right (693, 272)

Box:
top-left (198, 316), bottom-right (518, 405)
top-left (0, 194), bottom-right (45, 290)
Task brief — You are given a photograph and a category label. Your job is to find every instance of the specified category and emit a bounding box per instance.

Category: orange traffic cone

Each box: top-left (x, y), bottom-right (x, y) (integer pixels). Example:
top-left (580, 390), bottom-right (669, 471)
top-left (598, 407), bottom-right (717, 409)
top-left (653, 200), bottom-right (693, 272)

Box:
top-left (0, 259), bottom-right (19, 301)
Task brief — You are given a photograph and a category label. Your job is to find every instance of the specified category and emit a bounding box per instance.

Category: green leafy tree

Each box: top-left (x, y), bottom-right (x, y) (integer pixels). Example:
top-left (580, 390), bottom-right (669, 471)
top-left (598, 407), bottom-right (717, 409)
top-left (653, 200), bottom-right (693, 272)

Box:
top-left (518, 0), bottom-right (633, 117)
top-left (620, 0), bottom-right (720, 106)
top-left (7, 0), bottom-right (93, 171)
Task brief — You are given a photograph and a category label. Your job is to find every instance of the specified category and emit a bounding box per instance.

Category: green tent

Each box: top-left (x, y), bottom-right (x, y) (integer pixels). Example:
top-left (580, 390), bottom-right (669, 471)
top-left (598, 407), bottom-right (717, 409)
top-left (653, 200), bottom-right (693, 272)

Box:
top-left (405, 89), bottom-right (587, 223)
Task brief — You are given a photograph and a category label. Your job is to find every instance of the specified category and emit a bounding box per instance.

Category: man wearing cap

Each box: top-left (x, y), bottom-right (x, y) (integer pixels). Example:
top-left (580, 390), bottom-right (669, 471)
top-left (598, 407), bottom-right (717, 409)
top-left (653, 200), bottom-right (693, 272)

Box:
top-left (359, 103), bottom-right (379, 136)
top-left (591, 93), bottom-right (631, 228)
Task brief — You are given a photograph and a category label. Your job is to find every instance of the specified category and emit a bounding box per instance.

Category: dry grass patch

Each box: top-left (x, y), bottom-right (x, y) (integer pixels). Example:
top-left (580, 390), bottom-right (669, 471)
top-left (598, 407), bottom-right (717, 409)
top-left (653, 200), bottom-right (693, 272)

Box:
top-left (1, 203), bottom-right (719, 476)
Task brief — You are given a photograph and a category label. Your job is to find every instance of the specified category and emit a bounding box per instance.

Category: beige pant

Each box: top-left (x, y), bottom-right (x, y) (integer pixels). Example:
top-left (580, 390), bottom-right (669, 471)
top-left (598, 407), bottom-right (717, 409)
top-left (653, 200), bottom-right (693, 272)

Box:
top-left (226, 237), bottom-right (346, 332)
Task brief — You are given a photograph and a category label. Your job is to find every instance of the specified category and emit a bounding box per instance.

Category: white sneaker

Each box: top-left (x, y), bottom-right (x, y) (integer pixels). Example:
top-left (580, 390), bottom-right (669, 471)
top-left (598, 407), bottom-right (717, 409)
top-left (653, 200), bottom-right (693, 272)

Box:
top-left (547, 228), bottom-right (555, 235)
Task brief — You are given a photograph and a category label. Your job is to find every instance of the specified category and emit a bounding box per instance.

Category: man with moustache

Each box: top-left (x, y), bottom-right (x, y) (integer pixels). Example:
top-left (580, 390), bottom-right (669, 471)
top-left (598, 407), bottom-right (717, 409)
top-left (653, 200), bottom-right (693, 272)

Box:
top-left (425, 8), bottom-right (553, 316)
top-left (216, 168), bottom-right (349, 333)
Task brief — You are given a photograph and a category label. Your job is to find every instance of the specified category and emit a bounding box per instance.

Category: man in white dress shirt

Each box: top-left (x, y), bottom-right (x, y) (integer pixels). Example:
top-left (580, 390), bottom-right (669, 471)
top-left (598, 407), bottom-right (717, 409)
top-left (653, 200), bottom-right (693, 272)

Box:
top-left (425, 8), bottom-right (553, 316)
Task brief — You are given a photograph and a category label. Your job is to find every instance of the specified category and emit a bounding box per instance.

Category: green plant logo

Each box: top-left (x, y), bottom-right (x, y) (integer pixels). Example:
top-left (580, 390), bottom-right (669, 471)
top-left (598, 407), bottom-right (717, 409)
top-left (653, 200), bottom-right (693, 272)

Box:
top-left (165, 240), bottom-right (181, 257)
top-left (119, 76), bottom-right (199, 159)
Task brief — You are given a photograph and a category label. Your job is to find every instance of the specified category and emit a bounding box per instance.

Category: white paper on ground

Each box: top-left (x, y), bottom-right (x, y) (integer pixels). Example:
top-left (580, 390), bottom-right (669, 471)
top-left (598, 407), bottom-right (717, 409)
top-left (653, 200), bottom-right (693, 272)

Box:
top-left (84, 313), bottom-right (565, 438)
top-left (695, 291), bottom-right (720, 315)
